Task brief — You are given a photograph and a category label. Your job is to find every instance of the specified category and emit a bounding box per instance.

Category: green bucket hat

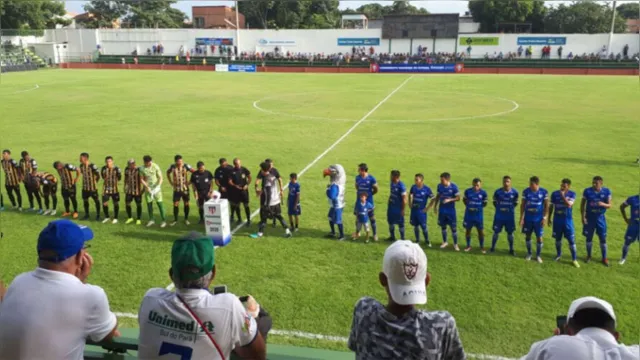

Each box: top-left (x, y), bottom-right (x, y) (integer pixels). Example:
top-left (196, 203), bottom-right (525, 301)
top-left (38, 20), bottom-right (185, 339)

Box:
top-left (171, 232), bottom-right (215, 282)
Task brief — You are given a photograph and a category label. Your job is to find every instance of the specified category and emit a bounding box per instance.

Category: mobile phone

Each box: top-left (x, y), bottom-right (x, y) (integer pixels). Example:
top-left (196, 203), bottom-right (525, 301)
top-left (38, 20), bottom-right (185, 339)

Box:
top-left (213, 285), bottom-right (227, 295)
top-left (556, 315), bottom-right (567, 334)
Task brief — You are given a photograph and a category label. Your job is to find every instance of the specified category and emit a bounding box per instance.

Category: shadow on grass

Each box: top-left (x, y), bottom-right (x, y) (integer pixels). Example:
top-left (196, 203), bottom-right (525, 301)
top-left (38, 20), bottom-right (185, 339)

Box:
top-left (545, 157), bottom-right (639, 167)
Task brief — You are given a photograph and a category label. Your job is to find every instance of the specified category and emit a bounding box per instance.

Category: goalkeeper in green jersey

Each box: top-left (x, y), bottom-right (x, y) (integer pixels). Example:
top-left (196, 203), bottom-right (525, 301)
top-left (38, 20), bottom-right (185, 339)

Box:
top-left (140, 155), bottom-right (167, 228)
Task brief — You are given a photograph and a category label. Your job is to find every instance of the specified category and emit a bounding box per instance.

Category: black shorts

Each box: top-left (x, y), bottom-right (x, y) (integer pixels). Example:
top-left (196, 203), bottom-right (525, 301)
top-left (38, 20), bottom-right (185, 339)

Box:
top-left (173, 191), bottom-right (190, 202)
top-left (197, 192), bottom-right (210, 207)
top-left (219, 189), bottom-right (229, 199)
top-left (5, 184), bottom-right (20, 193)
top-left (102, 193), bottom-right (120, 203)
top-left (82, 190), bottom-right (98, 200)
top-left (229, 188), bottom-right (249, 204)
top-left (260, 204), bottom-right (281, 221)
top-left (125, 194), bottom-right (142, 203)
top-left (43, 184), bottom-right (58, 196)
top-left (62, 186), bottom-right (76, 198)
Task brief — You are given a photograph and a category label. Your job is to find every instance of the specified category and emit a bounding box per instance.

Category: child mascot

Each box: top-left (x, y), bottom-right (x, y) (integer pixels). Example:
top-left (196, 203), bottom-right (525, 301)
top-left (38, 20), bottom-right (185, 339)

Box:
top-left (323, 164), bottom-right (346, 240)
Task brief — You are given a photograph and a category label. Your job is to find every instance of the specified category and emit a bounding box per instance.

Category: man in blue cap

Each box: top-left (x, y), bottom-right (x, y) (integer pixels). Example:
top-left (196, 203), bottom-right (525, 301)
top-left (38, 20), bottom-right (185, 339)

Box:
top-left (0, 220), bottom-right (120, 360)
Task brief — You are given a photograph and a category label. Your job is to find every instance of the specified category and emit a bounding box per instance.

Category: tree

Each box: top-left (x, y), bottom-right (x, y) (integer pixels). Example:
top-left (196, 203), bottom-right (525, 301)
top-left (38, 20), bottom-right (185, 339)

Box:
top-left (80, 0), bottom-right (129, 28)
top-left (468, 0), bottom-right (545, 32)
top-left (354, 3), bottom-right (389, 19)
top-left (123, 0), bottom-right (187, 28)
top-left (616, 2), bottom-right (639, 19)
top-left (238, 0), bottom-right (340, 29)
top-left (388, 1), bottom-right (429, 15)
top-left (238, 0), bottom-right (275, 29)
top-left (0, 0), bottom-right (68, 31)
top-left (543, 2), bottom-right (626, 34)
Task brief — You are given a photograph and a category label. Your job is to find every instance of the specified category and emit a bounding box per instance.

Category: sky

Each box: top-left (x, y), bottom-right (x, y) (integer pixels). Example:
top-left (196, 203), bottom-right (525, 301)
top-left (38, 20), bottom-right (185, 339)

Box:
top-left (63, 0), bottom-right (470, 18)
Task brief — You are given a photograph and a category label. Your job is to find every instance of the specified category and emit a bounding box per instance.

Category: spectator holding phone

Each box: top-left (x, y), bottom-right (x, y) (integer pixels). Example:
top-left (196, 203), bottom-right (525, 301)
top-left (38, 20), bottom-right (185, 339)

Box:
top-left (138, 232), bottom-right (266, 360)
top-left (522, 296), bottom-right (639, 359)
top-left (0, 220), bottom-right (119, 360)
top-left (348, 240), bottom-right (466, 359)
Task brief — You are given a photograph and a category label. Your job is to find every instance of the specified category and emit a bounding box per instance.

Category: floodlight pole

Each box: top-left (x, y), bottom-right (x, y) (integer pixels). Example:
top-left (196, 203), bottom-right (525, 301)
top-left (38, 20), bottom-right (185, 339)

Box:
top-left (607, 1), bottom-right (617, 56)
top-left (235, 0), bottom-right (240, 57)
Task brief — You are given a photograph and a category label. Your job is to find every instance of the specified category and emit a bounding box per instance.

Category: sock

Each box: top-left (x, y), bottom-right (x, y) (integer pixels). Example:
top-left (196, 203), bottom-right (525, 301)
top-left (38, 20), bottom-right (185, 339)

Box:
top-left (586, 241), bottom-right (593, 257)
top-left (44, 197), bottom-right (50, 210)
top-left (338, 224), bottom-right (344, 238)
top-left (84, 200), bottom-right (90, 215)
top-left (15, 190), bottom-right (22, 207)
top-left (399, 224), bottom-right (405, 239)
top-left (0, 194), bottom-right (3, 207)
top-left (64, 197), bottom-right (70, 212)
top-left (126, 205), bottom-right (133, 218)
top-left (6, 190), bottom-right (16, 206)
top-left (414, 226), bottom-right (420, 242)
top-left (330, 221), bottom-right (335, 235)
top-left (600, 241), bottom-right (608, 260)
top-left (536, 241), bottom-right (543, 257)
top-left (570, 243), bottom-right (577, 261)
top-left (371, 219), bottom-right (377, 236)
top-left (103, 206), bottom-right (109, 218)
top-left (622, 244), bottom-right (629, 260)
top-left (441, 228), bottom-right (448, 243)
top-left (71, 197), bottom-right (78, 212)
top-left (479, 235), bottom-right (485, 248)
top-left (278, 216), bottom-right (289, 229)
top-left (136, 203), bottom-right (142, 219)
top-left (421, 224), bottom-right (429, 244)
top-left (555, 241), bottom-right (562, 257)
top-left (35, 193), bottom-right (42, 209)
top-left (157, 201), bottom-right (166, 221)
top-left (114, 203), bottom-right (119, 219)
top-left (147, 203), bottom-right (154, 220)
top-left (28, 191), bottom-right (34, 208)
top-left (466, 235), bottom-right (471, 247)
top-left (244, 205), bottom-right (251, 223)
top-left (199, 208), bottom-right (204, 221)
top-left (452, 230), bottom-right (458, 245)
top-left (491, 233), bottom-right (499, 250)
top-left (508, 233), bottom-right (514, 252)
top-left (389, 224), bottom-right (396, 240)
top-left (93, 197), bottom-right (100, 217)
top-left (259, 221), bottom-right (266, 233)
top-left (173, 205), bottom-right (179, 222)
top-left (52, 195), bottom-right (57, 210)
top-left (184, 205), bottom-right (190, 220)
top-left (526, 237), bottom-right (532, 256)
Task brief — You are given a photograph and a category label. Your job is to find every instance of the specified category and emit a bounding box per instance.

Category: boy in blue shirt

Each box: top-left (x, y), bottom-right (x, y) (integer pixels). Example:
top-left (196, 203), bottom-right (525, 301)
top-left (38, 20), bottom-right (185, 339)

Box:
top-left (287, 173), bottom-right (301, 232)
top-left (490, 176), bottom-right (519, 255)
top-left (620, 194), bottom-right (639, 265)
top-left (463, 178), bottom-right (488, 253)
top-left (580, 176), bottom-right (612, 266)
top-left (387, 170), bottom-right (407, 241)
top-left (353, 192), bottom-right (373, 243)
top-left (409, 173), bottom-right (434, 247)
top-left (430, 172), bottom-right (460, 251)
top-left (520, 176), bottom-right (549, 263)
top-left (355, 163), bottom-right (379, 241)
top-left (549, 178), bottom-right (579, 268)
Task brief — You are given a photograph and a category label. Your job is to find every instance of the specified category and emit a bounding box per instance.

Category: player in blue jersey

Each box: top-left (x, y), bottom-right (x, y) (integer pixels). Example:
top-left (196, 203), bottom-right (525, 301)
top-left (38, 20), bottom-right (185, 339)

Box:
top-left (387, 170), bottom-right (407, 241)
top-left (287, 173), bottom-right (301, 232)
top-left (409, 173), bottom-right (434, 247)
top-left (519, 176), bottom-right (549, 263)
top-left (463, 178), bottom-right (488, 253)
top-left (580, 176), bottom-right (612, 266)
top-left (490, 176), bottom-right (519, 255)
top-left (355, 163), bottom-right (379, 241)
top-left (353, 192), bottom-right (373, 243)
top-left (430, 172), bottom-right (461, 251)
top-left (548, 178), bottom-right (579, 268)
top-left (620, 194), bottom-right (639, 265)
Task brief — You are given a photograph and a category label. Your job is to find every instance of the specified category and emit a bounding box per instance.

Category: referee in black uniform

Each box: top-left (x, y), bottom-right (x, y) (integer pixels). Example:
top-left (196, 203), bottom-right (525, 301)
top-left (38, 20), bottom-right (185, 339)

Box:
top-left (214, 158), bottom-right (233, 199)
top-left (191, 161), bottom-right (214, 224)
top-left (228, 158), bottom-right (252, 225)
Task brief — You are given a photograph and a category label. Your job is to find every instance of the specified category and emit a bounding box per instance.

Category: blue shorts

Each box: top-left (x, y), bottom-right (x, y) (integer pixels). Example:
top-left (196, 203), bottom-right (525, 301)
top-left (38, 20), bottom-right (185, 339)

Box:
top-left (583, 216), bottom-right (607, 240)
top-left (410, 210), bottom-right (427, 227)
top-left (288, 203), bottom-right (301, 216)
top-left (522, 220), bottom-right (543, 238)
top-left (463, 217), bottom-right (484, 230)
top-left (438, 212), bottom-right (456, 229)
top-left (493, 217), bottom-right (516, 234)
top-left (552, 221), bottom-right (575, 242)
top-left (624, 223), bottom-right (639, 246)
top-left (328, 208), bottom-right (343, 225)
top-left (387, 208), bottom-right (404, 225)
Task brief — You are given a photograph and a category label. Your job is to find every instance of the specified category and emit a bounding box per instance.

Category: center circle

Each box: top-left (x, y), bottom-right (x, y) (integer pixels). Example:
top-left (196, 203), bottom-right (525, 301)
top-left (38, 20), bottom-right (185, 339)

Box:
top-left (253, 90), bottom-right (519, 123)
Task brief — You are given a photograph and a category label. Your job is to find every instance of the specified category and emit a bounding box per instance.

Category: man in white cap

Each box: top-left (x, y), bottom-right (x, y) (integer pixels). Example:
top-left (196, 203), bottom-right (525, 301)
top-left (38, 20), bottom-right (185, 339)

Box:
top-left (522, 296), bottom-right (639, 359)
top-left (348, 240), bottom-right (466, 359)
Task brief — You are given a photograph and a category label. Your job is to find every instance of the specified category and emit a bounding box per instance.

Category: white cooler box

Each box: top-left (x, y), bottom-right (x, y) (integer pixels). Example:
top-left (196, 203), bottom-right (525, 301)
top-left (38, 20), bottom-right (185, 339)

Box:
top-left (203, 198), bottom-right (232, 247)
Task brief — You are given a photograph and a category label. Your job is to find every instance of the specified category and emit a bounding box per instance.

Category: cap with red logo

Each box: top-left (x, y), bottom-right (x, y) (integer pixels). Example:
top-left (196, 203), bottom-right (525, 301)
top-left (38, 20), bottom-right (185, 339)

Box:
top-left (383, 240), bottom-right (428, 305)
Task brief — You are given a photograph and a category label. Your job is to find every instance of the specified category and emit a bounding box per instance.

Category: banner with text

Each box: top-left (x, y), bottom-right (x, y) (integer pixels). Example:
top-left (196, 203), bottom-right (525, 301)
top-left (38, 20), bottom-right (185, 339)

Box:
top-left (459, 37), bottom-right (499, 46)
top-left (517, 37), bottom-right (567, 45)
top-left (375, 63), bottom-right (463, 73)
top-left (228, 64), bottom-right (256, 72)
top-left (337, 38), bottom-right (381, 46)
top-left (196, 38), bottom-right (234, 46)
top-left (257, 39), bottom-right (296, 47)
top-left (215, 64), bottom-right (229, 72)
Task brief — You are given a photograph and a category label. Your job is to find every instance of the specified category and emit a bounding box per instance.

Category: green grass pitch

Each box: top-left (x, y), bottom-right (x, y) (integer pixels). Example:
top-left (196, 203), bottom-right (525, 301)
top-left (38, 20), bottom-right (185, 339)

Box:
top-left (0, 70), bottom-right (639, 358)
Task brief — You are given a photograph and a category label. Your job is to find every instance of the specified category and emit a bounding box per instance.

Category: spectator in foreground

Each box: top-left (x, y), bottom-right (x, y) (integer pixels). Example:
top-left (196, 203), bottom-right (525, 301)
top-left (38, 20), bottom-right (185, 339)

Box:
top-left (348, 240), bottom-right (466, 360)
top-left (0, 220), bottom-right (119, 360)
top-left (138, 232), bottom-right (266, 360)
top-left (521, 296), bottom-right (639, 360)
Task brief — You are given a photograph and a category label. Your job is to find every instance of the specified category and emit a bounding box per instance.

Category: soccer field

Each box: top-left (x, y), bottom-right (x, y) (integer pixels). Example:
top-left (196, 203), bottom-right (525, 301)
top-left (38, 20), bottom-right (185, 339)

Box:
top-left (0, 69), bottom-right (639, 358)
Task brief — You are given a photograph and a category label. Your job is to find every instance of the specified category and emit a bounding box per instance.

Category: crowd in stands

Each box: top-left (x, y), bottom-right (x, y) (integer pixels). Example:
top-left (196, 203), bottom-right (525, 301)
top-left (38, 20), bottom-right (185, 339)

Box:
top-left (0, 220), bottom-right (638, 359)
top-left (481, 43), bottom-right (639, 62)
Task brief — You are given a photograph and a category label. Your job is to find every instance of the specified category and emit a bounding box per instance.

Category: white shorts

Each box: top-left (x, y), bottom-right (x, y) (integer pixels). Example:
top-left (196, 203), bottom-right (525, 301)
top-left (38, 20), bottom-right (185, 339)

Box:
top-left (356, 221), bottom-right (370, 233)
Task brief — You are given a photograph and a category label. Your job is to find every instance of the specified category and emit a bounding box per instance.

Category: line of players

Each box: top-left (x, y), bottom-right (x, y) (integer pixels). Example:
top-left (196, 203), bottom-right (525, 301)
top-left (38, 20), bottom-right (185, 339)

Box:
top-left (351, 164), bottom-right (639, 267)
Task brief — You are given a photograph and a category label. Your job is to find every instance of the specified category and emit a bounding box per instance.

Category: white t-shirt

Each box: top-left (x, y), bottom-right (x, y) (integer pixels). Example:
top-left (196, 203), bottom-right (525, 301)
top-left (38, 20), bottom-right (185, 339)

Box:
top-left (138, 288), bottom-right (258, 360)
top-left (263, 173), bottom-right (281, 206)
top-left (521, 328), bottom-right (640, 360)
top-left (0, 268), bottom-right (117, 360)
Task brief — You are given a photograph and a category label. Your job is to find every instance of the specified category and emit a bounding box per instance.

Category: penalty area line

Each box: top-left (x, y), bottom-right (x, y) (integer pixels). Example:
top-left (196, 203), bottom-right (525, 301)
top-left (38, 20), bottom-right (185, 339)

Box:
top-left (166, 75), bottom-right (413, 291)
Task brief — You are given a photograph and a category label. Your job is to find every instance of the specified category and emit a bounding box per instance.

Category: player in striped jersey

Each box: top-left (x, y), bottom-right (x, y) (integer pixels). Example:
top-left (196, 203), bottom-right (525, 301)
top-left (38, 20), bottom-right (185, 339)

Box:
top-left (20, 151), bottom-right (39, 212)
top-left (54, 161), bottom-right (80, 218)
top-left (2, 150), bottom-right (23, 211)
top-left (167, 155), bottom-right (194, 226)
top-left (101, 156), bottom-right (122, 224)
top-left (124, 159), bottom-right (144, 225)
top-left (79, 152), bottom-right (101, 221)
top-left (34, 172), bottom-right (58, 215)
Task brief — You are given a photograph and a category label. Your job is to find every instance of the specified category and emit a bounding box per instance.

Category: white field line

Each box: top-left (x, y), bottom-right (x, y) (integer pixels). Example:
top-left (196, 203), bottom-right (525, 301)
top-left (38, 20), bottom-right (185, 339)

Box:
top-left (10, 84), bottom-right (39, 94)
top-left (113, 311), bottom-right (516, 360)
top-left (166, 75), bottom-right (414, 292)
